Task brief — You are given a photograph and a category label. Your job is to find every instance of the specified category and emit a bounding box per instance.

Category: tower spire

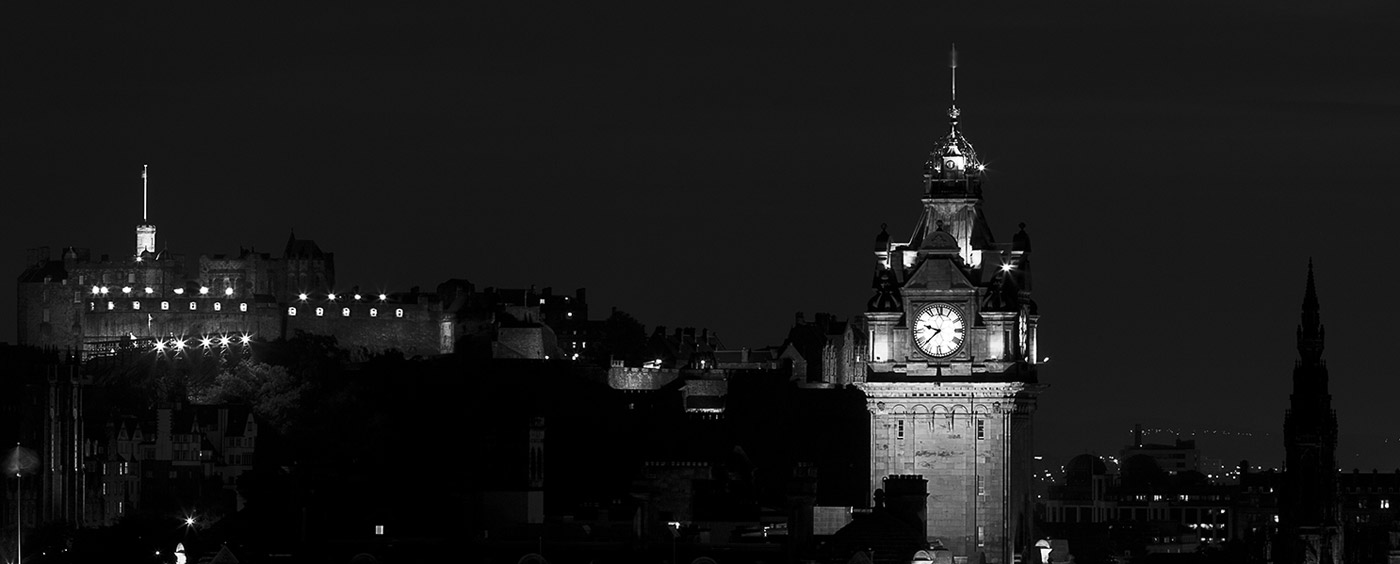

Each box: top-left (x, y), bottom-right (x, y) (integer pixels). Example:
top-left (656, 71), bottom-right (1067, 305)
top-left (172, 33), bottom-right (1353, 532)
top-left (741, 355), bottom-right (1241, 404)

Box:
top-left (1297, 259), bottom-right (1324, 362)
top-left (135, 164), bottom-right (157, 258)
top-left (950, 43), bottom-right (958, 105)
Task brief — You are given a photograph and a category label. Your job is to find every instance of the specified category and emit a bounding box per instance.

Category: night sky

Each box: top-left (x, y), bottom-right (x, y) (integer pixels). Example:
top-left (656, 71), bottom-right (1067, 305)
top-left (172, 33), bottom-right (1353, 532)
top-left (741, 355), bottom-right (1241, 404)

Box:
top-left (5, 3), bottom-right (1399, 470)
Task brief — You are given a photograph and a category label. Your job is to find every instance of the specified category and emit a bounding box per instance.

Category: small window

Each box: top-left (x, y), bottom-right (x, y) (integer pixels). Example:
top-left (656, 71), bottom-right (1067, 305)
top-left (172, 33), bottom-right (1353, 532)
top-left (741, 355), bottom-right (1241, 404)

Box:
top-left (132, 301), bottom-right (140, 310)
top-left (977, 419), bottom-right (986, 440)
top-left (107, 301), bottom-right (115, 310)
top-left (370, 308), bottom-right (378, 317)
top-left (395, 308), bottom-right (404, 318)
top-left (189, 301), bottom-right (197, 310)
top-left (239, 302), bottom-right (247, 312)
top-left (43, 308), bottom-right (50, 322)
top-left (128, 272), bottom-right (136, 283)
top-left (342, 307), bottom-right (350, 317)
top-left (213, 302), bottom-right (222, 311)
top-left (897, 419), bottom-right (905, 440)
top-left (978, 475), bottom-right (986, 496)
top-left (161, 301), bottom-right (169, 311)
top-left (287, 307), bottom-right (297, 316)
top-left (315, 307), bottom-right (324, 317)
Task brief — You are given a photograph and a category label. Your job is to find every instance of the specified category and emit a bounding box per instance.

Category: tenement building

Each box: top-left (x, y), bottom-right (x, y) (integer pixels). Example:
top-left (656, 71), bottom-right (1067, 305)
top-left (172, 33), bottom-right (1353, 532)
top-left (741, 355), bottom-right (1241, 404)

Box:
top-left (849, 82), bottom-right (1043, 562)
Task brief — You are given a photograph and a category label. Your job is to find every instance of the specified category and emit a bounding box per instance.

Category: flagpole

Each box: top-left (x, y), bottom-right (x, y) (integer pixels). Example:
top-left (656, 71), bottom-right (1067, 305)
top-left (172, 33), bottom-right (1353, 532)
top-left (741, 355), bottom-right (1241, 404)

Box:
top-left (15, 468), bottom-right (20, 564)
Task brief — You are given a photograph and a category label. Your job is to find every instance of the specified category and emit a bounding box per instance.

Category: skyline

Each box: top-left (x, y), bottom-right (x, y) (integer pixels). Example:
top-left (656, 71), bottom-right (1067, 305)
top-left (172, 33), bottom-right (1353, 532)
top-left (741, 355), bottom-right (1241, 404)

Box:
top-left (4, 3), bottom-right (1400, 469)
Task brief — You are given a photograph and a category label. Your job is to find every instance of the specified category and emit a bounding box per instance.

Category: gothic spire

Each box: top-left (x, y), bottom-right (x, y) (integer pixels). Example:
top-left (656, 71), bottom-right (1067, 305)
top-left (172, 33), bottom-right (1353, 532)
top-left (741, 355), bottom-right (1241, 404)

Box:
top-left (1296, 259), bottom-right (1325, 363)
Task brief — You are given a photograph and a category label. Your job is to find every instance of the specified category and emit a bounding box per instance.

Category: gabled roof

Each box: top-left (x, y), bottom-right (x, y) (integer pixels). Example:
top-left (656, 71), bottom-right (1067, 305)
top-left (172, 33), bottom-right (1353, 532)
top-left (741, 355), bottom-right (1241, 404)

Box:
top-left (900, 256), bottom-right (974, 292)
top-left (283, 232), bottom-right (327, 259)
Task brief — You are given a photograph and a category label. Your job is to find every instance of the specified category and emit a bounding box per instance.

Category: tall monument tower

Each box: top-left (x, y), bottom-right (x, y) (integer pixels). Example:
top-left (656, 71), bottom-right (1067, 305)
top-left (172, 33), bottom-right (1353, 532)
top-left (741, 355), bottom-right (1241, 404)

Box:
top-left (135, 164), bottom-right (156, 258)
top-left (855, 49), bottom-right (1042, 564)
top-left (1279, 261), bottom-right (1343, 564)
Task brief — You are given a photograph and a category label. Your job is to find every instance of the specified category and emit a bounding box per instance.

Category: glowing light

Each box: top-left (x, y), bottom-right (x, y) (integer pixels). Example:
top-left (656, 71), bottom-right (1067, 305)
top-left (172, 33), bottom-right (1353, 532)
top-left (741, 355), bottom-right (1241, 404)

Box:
top-left (977, 164), bottom-right (986, 171)
top-left (327, 293), bottom-right (337, 301)
top-left (174, 288), bottom-right (185, 295)
top-left (198, 286), bottom-right (209, 295)
top-left (100, 286), bottom-right (109, 294)
top-left (1000, 263), bottom-right (1014, 272)
top-left (153, 341), bottom-right (166, 352)
top-left (173, 339), bottom-right (187, 351)
top-left (298, 293), bottom-right (308, 301)
top-left (122, 286), bottom-right (132, 294)
top-left (218, 336), bottom-right (231, 347)
top-left (354, 294), bottom-right (362, 301)
top-left (185, 516), bottom-right (196, 526)
top-left (378, 293), bottom-right (387, 301)
top-left (224, 287), bottom-right (233, 296)
top-left (239, 334), bottom-right (251, 344)
top-left (144, 287), bottom-right (153, 294)
top-left (199, 337), bottom-right (213, 348)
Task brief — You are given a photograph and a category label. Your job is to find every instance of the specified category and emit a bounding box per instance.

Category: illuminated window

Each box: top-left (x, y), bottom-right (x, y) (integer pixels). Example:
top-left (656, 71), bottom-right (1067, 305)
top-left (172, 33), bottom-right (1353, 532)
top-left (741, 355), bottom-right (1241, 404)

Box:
top-left (213, 302), bottom-right (222, 311)
top-left (395, 308), bottom-right (404, 318)
top-left (342, 307), bottom-right (350, 317)
top-left (315, 307), bottom-right (324, 317)
top-left (189, 302), bottom-right (197, 310)
top-left (107, 301), bottom-right (115, 310)
top-left (287, 307), bottom-right (297, 316)
top-left (978, 475), bottom-right (986, 496)
top-left (1383, 499), bottom-right (1391, 509)
top-left (239, 302), bottom-right (247, 312)
top-left (132, 301), bottom-right (141, 310)
top-left (370, 308), bottom-right (378, 317)
top-left (160, 301), bottom-right (168, 311)
top-left (375, 525), bottom-right (385, 535)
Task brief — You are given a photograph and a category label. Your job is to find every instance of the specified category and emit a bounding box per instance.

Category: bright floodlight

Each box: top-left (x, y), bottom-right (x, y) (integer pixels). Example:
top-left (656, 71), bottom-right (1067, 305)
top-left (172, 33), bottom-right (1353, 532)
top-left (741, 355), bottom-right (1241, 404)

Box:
top-left (218, 336), bottom-right (231, 347)
top-left (173, 339), bottom-right (187, 350)
top-left (327, 293), bottom-right (337, 300)
top-left (174, 288), bottom-right (185, 295)
top-left (199, 337), bottom-right (212, 348)
top-left (153, 341), bottom-right (166, 352)
top-left (144, 287), bottom-right (153, 294)
top-left (122, 286), bottom-right (132, 294)
top-left (1000, 263), bottom-right (1015, 272)
top-left (224, 287), bottom-right (234, 296)
top-left (185, 517), bottom-right (196, 526)
top-left (298, 293), bottom-right (308, 301)
top-left (91, 285), bottom-right (100, 294)
top-left (354, 294), bottom-right (362, 301)
top-left (199, 286), bottom-right (209, 295)
top-left (100, 286), bottom-right (109, 294)
top-left (378, 293), bottom-right (387, 301)
top-left (239, 334), bottom-right (251, 344)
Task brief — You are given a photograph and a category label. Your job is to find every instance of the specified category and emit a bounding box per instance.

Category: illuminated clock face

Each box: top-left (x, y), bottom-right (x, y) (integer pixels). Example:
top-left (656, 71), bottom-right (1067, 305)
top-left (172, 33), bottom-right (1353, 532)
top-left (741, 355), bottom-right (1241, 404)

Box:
top-left (913, 302), bottom-right (965, 358)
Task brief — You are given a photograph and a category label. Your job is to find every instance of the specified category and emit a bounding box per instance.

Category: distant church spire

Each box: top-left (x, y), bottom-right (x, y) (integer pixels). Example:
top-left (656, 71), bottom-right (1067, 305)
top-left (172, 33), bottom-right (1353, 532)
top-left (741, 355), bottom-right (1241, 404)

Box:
top-left (136, 165), bottom-right (157, 258)
top-left (1296, 259), bottom-right (1324, 363)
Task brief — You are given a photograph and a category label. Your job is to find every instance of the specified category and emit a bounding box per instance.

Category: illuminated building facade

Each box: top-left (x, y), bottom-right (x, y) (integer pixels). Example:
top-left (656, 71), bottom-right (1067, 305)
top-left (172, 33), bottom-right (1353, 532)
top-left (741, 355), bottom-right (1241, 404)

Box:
top-left (852, 82), bottom-right (1042, 563)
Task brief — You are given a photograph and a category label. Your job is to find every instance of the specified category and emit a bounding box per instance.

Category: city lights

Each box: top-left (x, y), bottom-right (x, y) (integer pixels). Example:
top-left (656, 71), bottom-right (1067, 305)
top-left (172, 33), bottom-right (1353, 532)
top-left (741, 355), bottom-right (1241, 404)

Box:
top-left (173, 288), bottom-right (185, 295)
top-left (239, 334), bottom-right (251, 344)
top-left (144, 286), bottom-right (153, 293)
top-left (327, 293), bottom-right (337, 300)
top-left (198, 337), bottom-right (213, 348)
top-left (198, 286), bottom-right (209, 295)
top-left (122, 286), bottom-right (132, 294)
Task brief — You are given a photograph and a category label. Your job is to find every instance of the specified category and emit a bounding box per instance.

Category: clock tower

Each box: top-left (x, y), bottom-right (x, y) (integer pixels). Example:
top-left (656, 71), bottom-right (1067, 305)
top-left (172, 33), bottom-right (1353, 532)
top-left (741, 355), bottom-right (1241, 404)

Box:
top-left (855, 56), bottom-right (1042, 564)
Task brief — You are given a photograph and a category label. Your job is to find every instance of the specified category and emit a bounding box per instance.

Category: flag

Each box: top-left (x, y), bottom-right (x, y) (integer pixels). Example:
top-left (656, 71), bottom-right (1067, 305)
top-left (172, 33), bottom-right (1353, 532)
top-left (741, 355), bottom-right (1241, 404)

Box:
top-left (5, 445), bottom-right (39, 477)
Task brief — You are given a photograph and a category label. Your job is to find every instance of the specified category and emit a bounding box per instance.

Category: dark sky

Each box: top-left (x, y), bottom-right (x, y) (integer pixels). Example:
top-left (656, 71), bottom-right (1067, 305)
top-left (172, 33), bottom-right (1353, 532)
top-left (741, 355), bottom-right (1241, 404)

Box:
top-left (5, 3), bottom-right (1399, 470)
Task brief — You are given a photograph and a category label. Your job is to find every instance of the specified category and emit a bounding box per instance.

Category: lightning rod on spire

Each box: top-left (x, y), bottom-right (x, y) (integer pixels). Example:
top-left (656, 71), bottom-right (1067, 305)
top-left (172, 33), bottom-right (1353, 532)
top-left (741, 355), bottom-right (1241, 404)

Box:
top-left (950, 43), bottom-right (958, 104)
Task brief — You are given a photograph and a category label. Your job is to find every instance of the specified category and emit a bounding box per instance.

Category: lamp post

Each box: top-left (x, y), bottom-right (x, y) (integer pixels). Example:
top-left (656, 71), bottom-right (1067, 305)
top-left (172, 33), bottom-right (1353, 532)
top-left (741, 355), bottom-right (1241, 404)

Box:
top-left (6, 444), bottom-right (40, 564)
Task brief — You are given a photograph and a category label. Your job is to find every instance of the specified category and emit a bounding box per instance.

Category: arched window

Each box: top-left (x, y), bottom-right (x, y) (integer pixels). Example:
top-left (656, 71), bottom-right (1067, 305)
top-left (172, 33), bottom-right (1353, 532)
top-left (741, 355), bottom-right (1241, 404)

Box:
top-left (239, 303), bottom-right (248, 312)
top-left (161, 301), bottom-right (169, 311)
top-left (213, 302), bottom-right (222, 312)
top-left (287, 307), bottom-right (297, 316)
top-left (189, 302), bottom-right (197, 310)
top-left (370, 308), bottom-right (378, 317)
top-left (342, 307), bottom-right (350, 317)
top-left (315, 307), bottom-right (324, 317)
top-left (395, 308), bottom-right (404, 318)
top-left (132, 301), bottom-right (141, 310)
